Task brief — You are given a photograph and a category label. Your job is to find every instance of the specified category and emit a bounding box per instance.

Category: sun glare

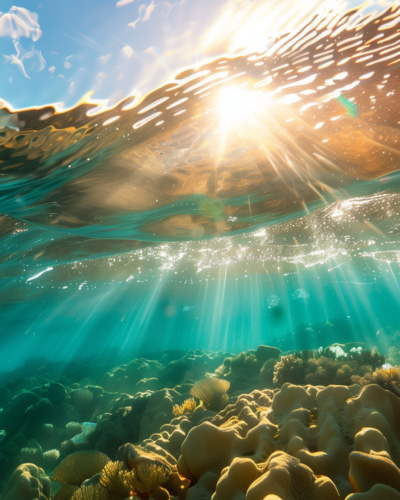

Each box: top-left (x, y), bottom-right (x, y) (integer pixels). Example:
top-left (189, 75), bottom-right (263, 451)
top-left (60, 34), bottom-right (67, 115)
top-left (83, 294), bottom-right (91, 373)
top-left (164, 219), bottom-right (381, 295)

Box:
top-left (218, 87), bottom-right (266, 132)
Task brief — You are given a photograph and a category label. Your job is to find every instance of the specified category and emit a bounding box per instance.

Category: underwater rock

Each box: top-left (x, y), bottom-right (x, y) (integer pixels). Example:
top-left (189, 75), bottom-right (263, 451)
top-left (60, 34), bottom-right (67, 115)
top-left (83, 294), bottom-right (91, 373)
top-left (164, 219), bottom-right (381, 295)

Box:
top-left (100, 359), bottom-right (161, 394)
top-left (0, 392), bottom-right (40, 435)
top-left (190, 378), bottom-right (230, 412)
top-left (260, 358), bottom-right (279, 387)
top-left (1, 463), bottom-right (51, 500)
top-left (32, 383), bottom-right (67, 406)
top-left (139, 389), bottom-right (179, 441)
top-left (88, 395), bottom-right (148, 457)
top-left (157, 361), bottom-right (189, 387)
top-left (0, 387), bottom-right (11, 408)
top-left (255, 345), bottom-right (281, 364)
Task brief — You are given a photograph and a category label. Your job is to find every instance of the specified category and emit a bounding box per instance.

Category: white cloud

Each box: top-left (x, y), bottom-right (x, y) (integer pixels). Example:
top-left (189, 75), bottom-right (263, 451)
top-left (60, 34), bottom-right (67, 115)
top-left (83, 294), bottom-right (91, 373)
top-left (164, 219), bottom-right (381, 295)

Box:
top-left (0, 6), bottom-right (42, 41)
top-left (69, 81), bottom-right (75, 95)
top-left (128, 1), bottom-right (156, 29)
top-left (122, 45), bottom-right (134, 58)
top-left (116, 0), bottom-right (135, 6)
top-left (98, 53), bottom-right (112, 64)
top-left (64, 61), bottom-right (71, 69)
top-left (3, 40), bottom-right (45, 79)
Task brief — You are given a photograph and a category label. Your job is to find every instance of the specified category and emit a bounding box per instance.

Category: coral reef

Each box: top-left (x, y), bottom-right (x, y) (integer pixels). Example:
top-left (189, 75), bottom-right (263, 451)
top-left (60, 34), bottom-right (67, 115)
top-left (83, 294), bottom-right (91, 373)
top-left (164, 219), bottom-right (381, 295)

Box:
top-left (272, 349), bottom-right (386, 388)
top-left (53, 450), bottom-right (111, 486)
top-left (1, 463), bottom-right (51, 500)
top-left (190, 378), bottom-right (230, 411)
top-left (1, 346), bottom-right (400, 500)
top-left (177, 383), bottom-right (400, 499)
top-left (172, 398), bottom-right (197, 417)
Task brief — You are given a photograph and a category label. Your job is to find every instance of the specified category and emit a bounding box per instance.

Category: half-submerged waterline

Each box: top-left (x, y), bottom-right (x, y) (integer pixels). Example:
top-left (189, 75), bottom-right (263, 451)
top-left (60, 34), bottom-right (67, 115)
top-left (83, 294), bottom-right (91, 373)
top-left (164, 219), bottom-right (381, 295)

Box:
top-left (1, 3), bottom-right (400, 500)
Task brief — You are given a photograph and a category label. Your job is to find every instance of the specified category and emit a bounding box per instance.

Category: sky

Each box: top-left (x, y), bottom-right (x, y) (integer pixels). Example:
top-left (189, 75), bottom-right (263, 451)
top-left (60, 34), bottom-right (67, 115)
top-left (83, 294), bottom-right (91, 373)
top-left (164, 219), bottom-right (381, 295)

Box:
top-left (0, 0), bottom-right (393, 110)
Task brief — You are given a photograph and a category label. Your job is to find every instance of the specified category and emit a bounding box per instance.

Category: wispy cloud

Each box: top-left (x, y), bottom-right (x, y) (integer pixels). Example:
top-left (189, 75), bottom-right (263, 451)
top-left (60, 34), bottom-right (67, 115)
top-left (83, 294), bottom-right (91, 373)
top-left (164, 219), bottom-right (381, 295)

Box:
top-left (116, 0), bottom-right (135, 6)
top-left (128, 1), bottom-right (156, 29)
top-left (3, 40), bottom-right (45, 79)
top-left (0, 6), bottom-right (42, 41)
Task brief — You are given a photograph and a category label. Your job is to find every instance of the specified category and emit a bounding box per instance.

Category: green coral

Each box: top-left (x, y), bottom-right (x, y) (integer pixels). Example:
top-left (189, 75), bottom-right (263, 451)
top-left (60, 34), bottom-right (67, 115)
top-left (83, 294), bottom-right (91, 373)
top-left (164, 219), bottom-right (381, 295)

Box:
top-left (273, 355), bottom-right (305, 387)
top-left (272, 349), bottom-right (384, 387)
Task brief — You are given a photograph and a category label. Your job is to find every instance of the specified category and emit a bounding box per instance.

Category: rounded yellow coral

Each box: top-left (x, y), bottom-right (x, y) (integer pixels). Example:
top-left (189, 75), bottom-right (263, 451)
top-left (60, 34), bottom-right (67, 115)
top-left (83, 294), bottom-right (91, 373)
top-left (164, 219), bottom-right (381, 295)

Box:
top-left (53, 451), bottom-right (111, 486)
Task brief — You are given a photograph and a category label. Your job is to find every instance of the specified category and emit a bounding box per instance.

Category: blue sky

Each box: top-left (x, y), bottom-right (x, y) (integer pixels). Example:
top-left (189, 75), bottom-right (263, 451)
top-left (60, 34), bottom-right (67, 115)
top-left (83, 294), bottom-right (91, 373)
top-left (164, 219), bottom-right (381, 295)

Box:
top-left (0, 0), bottom-right (232, 109)
top-left (0, 0), bottom-right (391, 110)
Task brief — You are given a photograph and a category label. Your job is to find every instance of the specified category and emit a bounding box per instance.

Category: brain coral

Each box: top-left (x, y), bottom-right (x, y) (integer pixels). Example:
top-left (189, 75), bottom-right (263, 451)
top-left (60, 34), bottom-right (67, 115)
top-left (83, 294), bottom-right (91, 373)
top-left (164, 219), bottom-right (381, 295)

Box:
top-left (2, 463), bottom-right (51, 500)
top-left (177, 383), bottom-right (400, 499)
top-left (214, 451), bottom-right (340, 500)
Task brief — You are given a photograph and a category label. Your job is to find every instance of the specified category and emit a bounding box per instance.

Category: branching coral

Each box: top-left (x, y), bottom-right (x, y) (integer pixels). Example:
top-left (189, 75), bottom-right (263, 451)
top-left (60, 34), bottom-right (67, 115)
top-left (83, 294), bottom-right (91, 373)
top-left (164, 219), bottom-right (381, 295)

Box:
top-left (100, 457), bottom-right (170, 498)
top-left (273, 355), bottom-right (305, 387)
top-left (218, 352), bottom-right (261, 380)
top-left (65, 422), bottom-right (83, 440)
top-left (190, 378), bottom-right (230, 411)
top-left (130, 457), bottom-right (170, 493)
top-left (172, 398), bottom-right (197, 416)
top-left (100, 461), bottom-right (130, 497)
top-left (71, 484), bottom-right (111, 500)
top-left (272, 350), bottom-right (385, 388)
top-left (53, 451), bottom-right (111, 486)
top-left (371, 366), bottom-right (400, 394)
top-left (43, 449), bottom-right (60, 464)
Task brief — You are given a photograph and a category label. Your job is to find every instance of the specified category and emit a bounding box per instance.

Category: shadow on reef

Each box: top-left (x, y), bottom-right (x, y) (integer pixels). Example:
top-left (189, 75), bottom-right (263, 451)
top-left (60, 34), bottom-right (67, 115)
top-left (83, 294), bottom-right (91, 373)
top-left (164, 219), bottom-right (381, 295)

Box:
top-left (1, 342), bottom-right (400, 498)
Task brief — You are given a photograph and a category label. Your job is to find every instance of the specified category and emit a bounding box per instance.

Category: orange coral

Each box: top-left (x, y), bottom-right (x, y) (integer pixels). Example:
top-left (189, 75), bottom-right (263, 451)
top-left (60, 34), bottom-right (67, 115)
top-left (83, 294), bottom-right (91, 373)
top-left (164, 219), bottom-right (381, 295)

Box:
top-left (190, 378), bottom-right (230, 411)
top-left (172, 397), bottom-right (197, 416)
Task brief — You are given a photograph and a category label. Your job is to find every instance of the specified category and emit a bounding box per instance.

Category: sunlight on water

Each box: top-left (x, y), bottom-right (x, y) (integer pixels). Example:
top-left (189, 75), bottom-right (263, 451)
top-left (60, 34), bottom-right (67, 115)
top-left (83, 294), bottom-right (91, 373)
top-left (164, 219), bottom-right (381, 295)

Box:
top-left (0, 0), bottom-right (400, 370)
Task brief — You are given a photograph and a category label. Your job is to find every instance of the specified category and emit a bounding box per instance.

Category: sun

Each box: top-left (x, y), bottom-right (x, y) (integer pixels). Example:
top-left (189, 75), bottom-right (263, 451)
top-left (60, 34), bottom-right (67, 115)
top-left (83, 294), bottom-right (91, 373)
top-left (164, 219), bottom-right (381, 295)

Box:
top-left (218, 86), bottom-right (264, 129)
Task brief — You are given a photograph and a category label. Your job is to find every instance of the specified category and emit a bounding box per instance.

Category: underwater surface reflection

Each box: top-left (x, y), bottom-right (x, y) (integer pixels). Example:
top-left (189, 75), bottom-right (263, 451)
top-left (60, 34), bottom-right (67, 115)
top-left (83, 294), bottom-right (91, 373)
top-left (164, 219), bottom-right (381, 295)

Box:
top-left (0, 1), bottom-right (400, 367)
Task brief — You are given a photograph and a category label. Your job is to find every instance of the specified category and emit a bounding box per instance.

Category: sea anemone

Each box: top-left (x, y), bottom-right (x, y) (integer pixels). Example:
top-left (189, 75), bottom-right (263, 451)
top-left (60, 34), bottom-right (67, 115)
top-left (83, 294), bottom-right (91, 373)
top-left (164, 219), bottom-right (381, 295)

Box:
top-left (190, 378), bottom-right (230, 411)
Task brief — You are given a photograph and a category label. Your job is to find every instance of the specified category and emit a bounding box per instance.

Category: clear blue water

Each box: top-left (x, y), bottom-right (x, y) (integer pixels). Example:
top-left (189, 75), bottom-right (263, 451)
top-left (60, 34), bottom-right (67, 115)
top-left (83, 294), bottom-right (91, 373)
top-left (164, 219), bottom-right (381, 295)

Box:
top-left (1, 3), bottom-right (400, 372)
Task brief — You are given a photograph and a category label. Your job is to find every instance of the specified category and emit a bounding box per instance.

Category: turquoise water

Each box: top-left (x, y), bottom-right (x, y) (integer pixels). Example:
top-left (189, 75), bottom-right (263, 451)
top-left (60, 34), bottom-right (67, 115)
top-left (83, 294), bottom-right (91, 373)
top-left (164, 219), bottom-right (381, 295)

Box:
top-left (1, 3), bottom-right (400, 372)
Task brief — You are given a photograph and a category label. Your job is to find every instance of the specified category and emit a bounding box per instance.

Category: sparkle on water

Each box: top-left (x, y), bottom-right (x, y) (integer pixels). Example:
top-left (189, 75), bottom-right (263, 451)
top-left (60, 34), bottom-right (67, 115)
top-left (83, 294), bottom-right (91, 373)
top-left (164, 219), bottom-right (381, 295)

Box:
top-left (1, 1), bottom-right (400, 369)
